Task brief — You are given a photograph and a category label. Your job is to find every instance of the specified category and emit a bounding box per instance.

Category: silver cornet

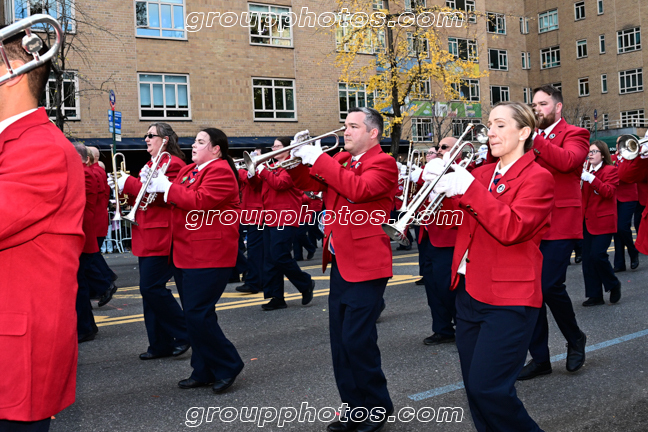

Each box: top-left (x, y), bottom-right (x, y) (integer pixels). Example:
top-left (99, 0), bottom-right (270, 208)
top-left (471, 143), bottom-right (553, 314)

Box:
top-left (617, 135), bottom-right (648, 160)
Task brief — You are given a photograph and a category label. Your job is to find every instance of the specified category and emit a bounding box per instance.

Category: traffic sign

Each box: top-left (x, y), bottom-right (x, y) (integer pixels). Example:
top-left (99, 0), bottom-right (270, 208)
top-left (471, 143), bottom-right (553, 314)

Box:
top-left (594, 109), bottom-right (598, 120)
top-left (108, 110), bottom-right (122, 134)
top-left (109, 90), bottom-right (116, 109)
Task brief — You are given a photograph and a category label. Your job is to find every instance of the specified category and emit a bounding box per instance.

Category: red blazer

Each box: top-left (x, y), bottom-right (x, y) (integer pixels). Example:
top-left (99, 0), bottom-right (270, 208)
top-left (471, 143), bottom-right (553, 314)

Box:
top-left (582, 164), bottom-right (619, 235)
top-left (238, 169), bottom-right (263, 225)
top-left (91, 163), bottom-right (110, 237)
top-left (414, 171), bottom-right (457, 247)
top-left (82, 165), bottom-right (100, 254)
top-left (639, 181), bottom-right (648, 207)
top-left (0, 108), bottom-right (85, 421)
top-left (442, 151), bottom-right (555, 307)
top-left (249, 164), bottom-right (302, 228)
top-left (532, 118), bottom-right (590, 240)
top-left (612, 155), bottom-right (638, 202)
top-left (288, 144), bottom-right (398, 282)
top-left (122, 155), bottom-right (185, 257)
top-left (167, 158), bottom-right (240, 269)
top-left (618, 157), bottom-right (648, 253)
top-left (307, 192), bottom-right (323, 212)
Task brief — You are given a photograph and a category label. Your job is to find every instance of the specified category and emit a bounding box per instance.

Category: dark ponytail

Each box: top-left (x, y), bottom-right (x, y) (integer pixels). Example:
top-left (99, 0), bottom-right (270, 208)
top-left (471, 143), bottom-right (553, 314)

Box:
top-left (201, 128), bottom-right (239, 186)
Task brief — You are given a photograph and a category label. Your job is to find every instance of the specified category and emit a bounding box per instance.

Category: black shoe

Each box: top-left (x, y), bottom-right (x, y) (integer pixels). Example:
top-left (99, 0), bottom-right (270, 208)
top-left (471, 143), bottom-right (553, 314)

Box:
top-left (228, 274), bottom-right (241, 283)
top-left (566, 330), bottom-right (587, 372)
top-left (307, 250), bottom-right (315, 260)
top-left (327, 420), bottom-right (358, 432)
top-left (178, 378), bottom-right (213, 389)
top-left (631, 257), bottom-right (640, 270)
top-left (97, 282), bottom-right (118, 307)
top-left (582, 297), bottom-right (605, 307)
top-left (111, 273), bottom-right (118, 282)
top-left (517, 360), bottom-right (552, 381)
top-left (78, 332), bottom-right (96, 343)
top-left (262, 298), bottom-right (287, 311)
top-left (396, 244), bottom-right (412, 251)
top-left (574, 253), bottom-right (582, 264)
top-left (415, 277), bottom-right (425, 286)
top-left (609, 283), bottom-right (622, 304)
top-left (173, 344), bottom-right (191, 357)
top-left (355, 408), bottom-right (393, 432)
top-left (302, 281), bottom-right (315, 305)
top-left (139, 351), bottom-right (172, 360)
top-left (423, 333), bottom-right (455, 345)
top-left (212, 376), bottom-right (237, 394)
top-left (236, 284), bottom-right (259, 294)
top-left (613, 266), bottom-right (626, 273)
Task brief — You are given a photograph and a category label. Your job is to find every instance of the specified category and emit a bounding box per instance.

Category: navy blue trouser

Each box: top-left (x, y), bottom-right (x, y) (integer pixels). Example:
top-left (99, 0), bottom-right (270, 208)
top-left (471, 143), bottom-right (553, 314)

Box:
top-left (416, 226), bottom-right (427, 276)
top-left (307, 211), bottom-right (323, 246)
top-left (173, 266), bottom-right (244, 383)
top-left (455, 278), bottom-right (543, 432)
top-left (634, 204), bottom-right (645, 233)
top-left (87, 242), bottom-right (112, 298)
top-left (329, 259), bottom-right (392, 412)
top-left (262, 226), bottom-right (312, 300)
top-left (293, 222), bottom-right (316, 260)
top-left (614, 200), bottom-right (639, 268)
top-left (528, 239), bottom-right (581, 363)
top-left (234, 224), bottom-right (248, 276)
top-left (76, 253), bottom-right (97, 337)
top-left (421, 244), bottom-right (455, 336)
top-left (583, 223), bottom-right (620, 299)
top-left (243, 224), bottom-right (264, 291)
top-left (0, 418), bottom-right (51, 432)
top-left (139, 256), bottom-right (188, 355)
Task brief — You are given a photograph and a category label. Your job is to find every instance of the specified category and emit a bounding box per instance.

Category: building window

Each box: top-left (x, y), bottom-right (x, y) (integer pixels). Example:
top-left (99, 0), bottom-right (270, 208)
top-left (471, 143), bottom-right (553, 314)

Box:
top-left (138, 73), bottom-right (190, 119)
top-left (405, 0), bottom-right (426, 11)
top-left (598, 0), bottom-right (604, 14)
top-left (452, 119), bottom-right (481, 140)
top-left (617, 27), bottom-right (641, 54)
top-left (619, 68), bottom-right (643, 94)
top-left (538, 9), bottom-right (558, 33)
top-left (552, 82), bottom-right (562, 91)
top-left (599, 35), bottom-right (606, 53)
top-left (486, 12), bottom-right (506, 34)
top-left (252, 78), bottom-right (296, 120)
top-left (488, 49), bottom-right (508, 70)
top-left (574, 1), bottom-right (585, 21)
top-left (446, 0), bottom-right (476, 23)
top-left (413, 79), bottom-right (431, 99)
top-left (12, 0), bottom-right (76, 31)
top-left (39, 72), bottom-right (80, 120)
top-left (412, 118), bottom-right (434, 142)
top-left (520, 17), bottom-right (529, 34)
top-left (451, 79), bottom-right (480, 101)
top-left (521, 52), bottom-right (531, 70)
top-left (601, 74), bottom-right (608, 93)
top-left (621, 110), bottom-right (645, 127)
top-left (602, 113), bottom-right (609, 129)
top-left (135, 0), bottom-right (186, 39)
top-left (490, 86), bottom-right (509, 105)
top-left (448, 37), bottom-right (478, 62)
top-left (523, 87), bottom-right (532, 104)
top-left (336, 17), bottom-right (384, 54)
top-left (541, 46), bottom-right (561, 69)
top-left (407, 33), bottom-right (429, 57)
top-left (578, 78), bottom-right (589, 96)
top-left (339, 83), bottom-right (374, 121)
top-left (577, 40), bottom-right (588, 58)
top-left (581, 116), bottom-right (591, 129)
top-left (372, 0), bottom-right (384, 9)
top-left (248, 4), bottom-right (292, 47)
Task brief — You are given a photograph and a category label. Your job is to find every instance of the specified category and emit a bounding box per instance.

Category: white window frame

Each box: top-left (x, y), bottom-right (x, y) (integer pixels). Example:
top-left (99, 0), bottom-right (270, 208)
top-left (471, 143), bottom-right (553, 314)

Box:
top-left (520, 17), bottom-right (529, 34)
top-left (601, 74), bottom-right (608, 93)
top-left (521, 52), bottom-right (531, 70)
top-left (598, 0), bottom-right (604, 14)
top-left (541, 46), bottom-right (561, 69)
top-left (445, 0), bottom-right (476, 23)
top-left (11, 0), bottom-right (76, 32)
top-left (523, 87), bottom-right (532, 104)
top-left (578, 77), bottom-right (590, 97)
top-left (405, 0), bottom-right (426, 11)
top-left (486, 12), bottom-right (506, 35)
top-left (599, 35), bottom-right (606, 54)
top-left (135, 0), bottom-right (186, 40)
top-left (538, 9), bottom-right (558, 33)
top-left (338, 83), bottom-right (374, 121)
top-left (452, 118), bottom-right (481, 140)
top-left (451, 79), bottom-right (480, 101)
top-left (576, 39), bottom-right (588, 59)
top-left (138, 73), bottom-right (191, 120)
top-left (617, 27), bottom-right (641, 54)
top-left (490, 85), bottom-right (509, 105)
top-left (248, 3), bottom-right (293, 47)
top-left (448, 37), bottom-right (478, 62)
top-left (407, 32), bottom-right (429, 58)
top-left (412, 118), bottom-right (434, 142)
top-left (488, 48), bottom-right (508, 71)
top-left (602, 113), bottom-right (609, 129)
top-left (619, 68), bottom-right (643, 94)
top-left (252, 77), bottom-right (297, 121)
top-left (574, 1), bottom-right (585, 21)
top-left (621, 109), bottom-right (645, 127)
top-left (41, 71), bottom-right (80, 120)
top-left (552, 82), bottom-right (562, 92)
top-left (372, 0), bottom-right (384, 9)
top-left (336, 17), bottom-right (384, 54)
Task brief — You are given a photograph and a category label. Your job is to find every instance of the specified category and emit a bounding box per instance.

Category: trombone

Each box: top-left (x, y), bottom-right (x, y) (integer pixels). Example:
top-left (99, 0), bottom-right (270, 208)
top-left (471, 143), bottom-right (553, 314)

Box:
top-left (617, 135), bottom-right (648, 160)
top-left (111, 152), bottom-right (127, 221)
top-left (396, 142), bottom-right (423, 212)
top-left (243, 127), bottom-right (346, 175)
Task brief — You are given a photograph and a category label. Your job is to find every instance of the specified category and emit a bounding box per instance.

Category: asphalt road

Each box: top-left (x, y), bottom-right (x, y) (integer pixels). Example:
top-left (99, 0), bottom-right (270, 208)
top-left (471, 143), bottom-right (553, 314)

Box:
top-left (51, 239), bottom-right (648, 432)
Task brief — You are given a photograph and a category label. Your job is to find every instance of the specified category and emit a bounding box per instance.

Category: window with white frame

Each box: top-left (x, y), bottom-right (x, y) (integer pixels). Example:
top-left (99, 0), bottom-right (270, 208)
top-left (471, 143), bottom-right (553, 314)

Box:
top-left (523, 87), bottom-right (532, 104)
top-left (619, 68), bottom-right (643, 94)
top-left (577, 40), bottom-right (588, 58)
top-left (336, 17), bottom-right (384, 54)
top-left (338, 83), bottom-right (374, 121)
top-left (135, 0), bottom-right (186, 39)
top-left (489, 49), bottom-right (508, 70)
top-left (521, 52), bottom-right (531, 69)
top-left (598, 0), bottom-right (604, 14)
top-left (617, 27), bottom-right (641, 54)
top-left (372, 0), bottom-right (384, 9)
top-left (574, 1), bottom-right (585, 20)
top-left (12, 0), bottom-right (75, 31)
top-left (578, 77), bottom-right (589, 96)
top-left (541, 46), bottom-right (561, 69)
top-left (601, 74), bottom-right (608, 93)
top-left (486, 12), bottom-right (506, 34)
top-left (621, 109), bottom-right (645, 127)
top-left (445, 0), bottom-right (476, 23)
top-left (451, 79), bottom-right (480, 101)
top-left (602, 113), bottom-right (609, 129)
top-left (490, 86), bottom-right (509, 105)
top-left (248, 4), bottom-right (292, 47)
top-left (413, 79), bottom-right (431, 99)
top-left (405, 0), bottom-right (425, 11)
top-left (552, 82), bottom-right (562, 91)
top-left (538, 9), bottom-right (558, 33)
top-left (138, 73), bottom-right (190, 119)
top-left (448, 37), bottom-right (478, 62)
top-left (599, 35), bottom-right (606, 53)
top-left (581, 116), bottom-right (591, 129)
top-left (252, 78), bottom-right (296, 120)
top-left (407, 33), bottom-right (429, 57)
top-left (412, 118), bottom-right (434, 142)
top-left (452, 118), bottom-right (481, 140)
top-left (39, 72), bottom-right (80, 120)
top-left (520, 17), bottom-right (529, 34)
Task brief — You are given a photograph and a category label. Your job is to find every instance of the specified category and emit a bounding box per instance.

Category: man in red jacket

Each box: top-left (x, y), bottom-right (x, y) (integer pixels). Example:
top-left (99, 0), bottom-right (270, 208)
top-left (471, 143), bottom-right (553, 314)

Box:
top-left (0, 28), bottom-right (85, 431)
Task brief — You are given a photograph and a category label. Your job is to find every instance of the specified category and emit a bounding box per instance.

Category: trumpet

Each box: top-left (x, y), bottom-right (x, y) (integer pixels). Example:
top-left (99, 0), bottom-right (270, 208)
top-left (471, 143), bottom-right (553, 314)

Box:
top-left (305, 191), bottom-right (323, 200)
top-left (233, 158), bottom-right (247, 170)
top-left (0, 15), bottom-right (62, 85)
top-left (617, 135), bottom-right (648, 160)
top-left (123, 146), bottom-right (171, 225)
top-left (243, 127), bottom-right (345, 175)
top-left (111, 152), bottom-right (127, 221)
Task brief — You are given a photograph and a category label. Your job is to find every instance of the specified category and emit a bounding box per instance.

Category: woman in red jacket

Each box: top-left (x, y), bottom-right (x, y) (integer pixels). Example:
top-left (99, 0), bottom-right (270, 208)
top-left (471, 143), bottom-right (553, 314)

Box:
top-left (147, 128), bottom-right (244, 393)
top-left (432, 101), bottom-right (553, 431)
top-left (580, 141), bottom-right (621, 306)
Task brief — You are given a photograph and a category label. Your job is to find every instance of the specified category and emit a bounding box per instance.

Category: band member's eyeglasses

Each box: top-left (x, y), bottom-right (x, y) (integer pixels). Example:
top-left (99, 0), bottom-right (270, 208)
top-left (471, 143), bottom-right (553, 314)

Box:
top-left (144, 134), bottom-right (161, 139)
top-left (588, 150), bottom-right (601, 155)
top-left (427, 152), bottom-right (437, 156)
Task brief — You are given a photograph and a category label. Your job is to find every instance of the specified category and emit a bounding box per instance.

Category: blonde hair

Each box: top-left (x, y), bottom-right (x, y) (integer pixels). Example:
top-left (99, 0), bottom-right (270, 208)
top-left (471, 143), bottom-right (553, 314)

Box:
top-left (493, 102), bottom-right (537, 152)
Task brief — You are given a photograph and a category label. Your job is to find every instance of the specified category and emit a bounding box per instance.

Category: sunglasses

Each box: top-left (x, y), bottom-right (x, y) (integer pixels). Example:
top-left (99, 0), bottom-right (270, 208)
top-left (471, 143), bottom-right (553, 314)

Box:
top-left (440, 145), bottom-right (449, 150)
top-left (144, 134), bottom-right (160, 139)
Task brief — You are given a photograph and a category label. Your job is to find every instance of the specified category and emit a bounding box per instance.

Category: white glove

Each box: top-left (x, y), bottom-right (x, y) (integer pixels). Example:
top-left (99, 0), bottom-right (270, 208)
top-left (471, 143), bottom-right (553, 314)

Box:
top-left (410, 166), bottom-right (423, 182)
top-left (581, 171), bottom-right (595, 183)
top-left (139, 165), bottom-right (152, 183)
top-left (256, 163), bottom-right (266, 175)
top-left (399, 165), bottom-right (408, 177)
top-left (109, 171), bottom-right (129, 192)
top-left (146, 173), bottom-right (172, 194)
top-left (422, 158), bottom-right (445, 182)
top-left (396, 161), bottom-right (403, 171)
top-left (292, 139), bottom-right (323, 166)
top-left (641, 143), bottom-right (648, 159)
top-left (291, 130), bottom-right (310, 145)
top-left (477, 145), bottom-right (488, 161)
top-left (434, 164), bottom-right (475, 197)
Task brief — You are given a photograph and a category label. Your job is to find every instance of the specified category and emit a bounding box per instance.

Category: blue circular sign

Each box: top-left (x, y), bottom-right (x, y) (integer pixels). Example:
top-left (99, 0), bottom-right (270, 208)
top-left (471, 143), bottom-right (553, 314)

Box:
top-left (109, 90), bottom-right (116, 108)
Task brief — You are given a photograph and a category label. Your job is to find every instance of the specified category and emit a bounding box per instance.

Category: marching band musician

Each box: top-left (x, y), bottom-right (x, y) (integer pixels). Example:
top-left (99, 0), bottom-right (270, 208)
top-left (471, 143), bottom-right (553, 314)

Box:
top-left (145, 128), bottom-right (244, 393)
top-left (109, 123), bottom-right (190, 361)
top-left (293, 191), bottom-right (317, 261)
top-left (580, 141), bottom-right (621, 306)
top-left (430, 101), bottom-right (553, 432)
top-left (288, 107), bottom-right (398, 432)
top-left (612, 144), bottom-right (640, 272)
top-left (247, 137), bottom-right (315, 311)
top-left (617, 140), bottom-right (648, 258)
